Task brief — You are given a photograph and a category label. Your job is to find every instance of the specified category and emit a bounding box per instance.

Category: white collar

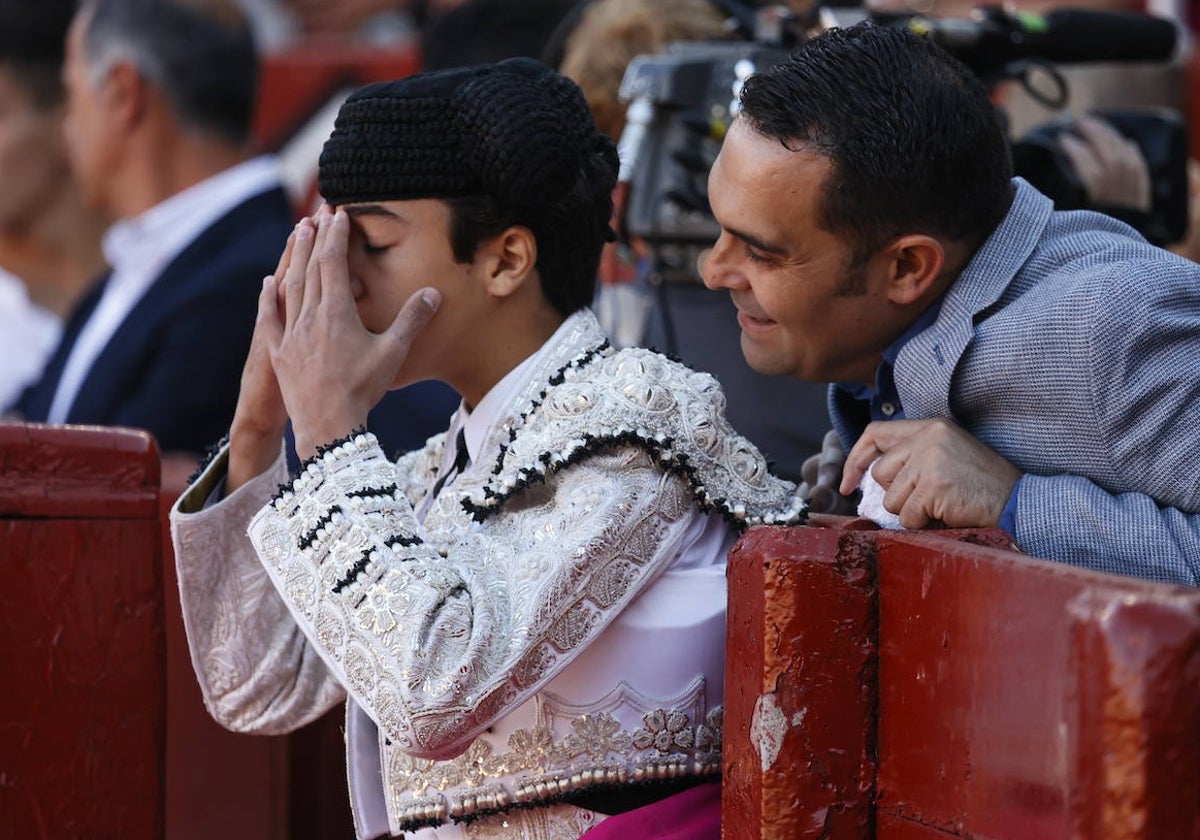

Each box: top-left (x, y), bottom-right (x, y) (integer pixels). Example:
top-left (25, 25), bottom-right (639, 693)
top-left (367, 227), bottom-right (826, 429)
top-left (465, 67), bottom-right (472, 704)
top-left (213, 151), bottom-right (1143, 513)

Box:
top-left (102, 155), bottom-right (282, 270)
top-left (447, 315), bottom-right (579, 467)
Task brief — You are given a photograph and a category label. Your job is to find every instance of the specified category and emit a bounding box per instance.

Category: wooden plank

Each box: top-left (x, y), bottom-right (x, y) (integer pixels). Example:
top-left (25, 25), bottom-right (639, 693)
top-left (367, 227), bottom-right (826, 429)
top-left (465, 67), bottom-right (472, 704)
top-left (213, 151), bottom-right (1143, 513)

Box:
top-left (874, 532), bottom-right (1200, 840)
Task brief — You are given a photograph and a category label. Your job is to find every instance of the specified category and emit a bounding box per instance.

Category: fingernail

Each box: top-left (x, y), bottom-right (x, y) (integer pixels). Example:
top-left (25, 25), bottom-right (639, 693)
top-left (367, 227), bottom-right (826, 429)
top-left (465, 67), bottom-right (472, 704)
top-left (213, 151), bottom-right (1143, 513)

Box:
top-left (421, 289), bottom-right (440, 311)
top-left (296, 220), bottom-right (313, 239)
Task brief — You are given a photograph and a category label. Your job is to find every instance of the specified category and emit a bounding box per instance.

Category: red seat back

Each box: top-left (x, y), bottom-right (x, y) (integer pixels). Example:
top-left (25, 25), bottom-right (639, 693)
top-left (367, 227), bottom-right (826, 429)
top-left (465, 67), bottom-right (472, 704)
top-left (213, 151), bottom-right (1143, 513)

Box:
top-left (0, 423), bottom-right (165, 839)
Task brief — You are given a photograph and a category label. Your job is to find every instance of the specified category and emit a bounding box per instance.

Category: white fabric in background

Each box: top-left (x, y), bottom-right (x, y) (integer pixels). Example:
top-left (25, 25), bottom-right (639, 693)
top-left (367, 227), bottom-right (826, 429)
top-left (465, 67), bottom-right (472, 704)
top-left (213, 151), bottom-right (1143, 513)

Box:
top-left (0, 267), bottom-right (61, 410)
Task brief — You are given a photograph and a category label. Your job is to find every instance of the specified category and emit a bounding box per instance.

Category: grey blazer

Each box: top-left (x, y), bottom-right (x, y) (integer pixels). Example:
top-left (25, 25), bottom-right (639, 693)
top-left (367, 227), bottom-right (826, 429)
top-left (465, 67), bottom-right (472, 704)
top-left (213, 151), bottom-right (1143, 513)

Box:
top-left (833, 179), bottom-right (1200, 584)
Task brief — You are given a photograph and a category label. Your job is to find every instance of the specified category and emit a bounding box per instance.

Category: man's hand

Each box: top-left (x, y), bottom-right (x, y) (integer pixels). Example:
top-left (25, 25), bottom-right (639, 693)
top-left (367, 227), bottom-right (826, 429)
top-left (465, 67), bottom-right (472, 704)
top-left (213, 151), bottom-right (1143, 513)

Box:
top-left (262, 207), bottom-right (440, 460)
top-left (840, 418), bottom-right (1021, 529)
top-left (227, 227), bottom-right (298, 493)
top-left (1059, 115), bottom-right (1152, 213)
top-left (797, 429), bottom-right (856, 515)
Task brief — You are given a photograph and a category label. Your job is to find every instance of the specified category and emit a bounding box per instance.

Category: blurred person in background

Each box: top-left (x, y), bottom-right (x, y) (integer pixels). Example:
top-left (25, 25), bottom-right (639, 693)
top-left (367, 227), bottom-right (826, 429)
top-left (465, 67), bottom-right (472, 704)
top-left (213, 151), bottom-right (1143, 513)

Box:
top-left (233, 0), bottom-right (470, 51)
top-left (0, 0), bottom-right (106, 410)
top-left (12, 0), bottom-right (294, 456)
top-left (420, 0), bottom-right (577, 70)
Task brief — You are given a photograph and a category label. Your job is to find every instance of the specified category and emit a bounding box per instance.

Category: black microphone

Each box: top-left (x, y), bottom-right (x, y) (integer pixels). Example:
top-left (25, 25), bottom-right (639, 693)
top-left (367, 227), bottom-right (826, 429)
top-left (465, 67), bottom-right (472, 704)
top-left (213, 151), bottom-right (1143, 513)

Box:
top-left (902, 7), bottom-right (1177, 74)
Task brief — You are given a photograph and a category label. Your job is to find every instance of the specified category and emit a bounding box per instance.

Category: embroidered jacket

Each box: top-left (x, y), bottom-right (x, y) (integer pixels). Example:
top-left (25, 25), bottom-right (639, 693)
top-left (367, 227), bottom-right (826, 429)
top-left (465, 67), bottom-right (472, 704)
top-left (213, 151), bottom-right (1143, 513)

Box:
top-left (172, 310), bottom-right (804, 838)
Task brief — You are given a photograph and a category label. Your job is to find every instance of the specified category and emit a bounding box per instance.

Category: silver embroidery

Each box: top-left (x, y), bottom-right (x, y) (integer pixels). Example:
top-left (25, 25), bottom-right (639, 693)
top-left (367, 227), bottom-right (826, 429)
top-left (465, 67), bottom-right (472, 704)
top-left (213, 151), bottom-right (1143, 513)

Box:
top-left (190, 310), bottom-right (797, 834)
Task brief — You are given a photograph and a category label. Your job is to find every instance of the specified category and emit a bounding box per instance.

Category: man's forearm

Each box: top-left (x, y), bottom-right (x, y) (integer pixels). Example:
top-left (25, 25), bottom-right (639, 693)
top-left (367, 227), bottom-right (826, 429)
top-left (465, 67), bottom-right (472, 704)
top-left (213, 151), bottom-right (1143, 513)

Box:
top-left (1016, 473), bottom-right (1200, 585)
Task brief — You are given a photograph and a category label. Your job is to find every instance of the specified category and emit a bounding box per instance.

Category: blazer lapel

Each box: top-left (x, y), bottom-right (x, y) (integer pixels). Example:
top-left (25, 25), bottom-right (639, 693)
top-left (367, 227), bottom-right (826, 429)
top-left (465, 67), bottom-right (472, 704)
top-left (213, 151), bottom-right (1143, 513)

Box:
top-left (66, 187), bottom-right (290, 424)
top-left (897, 180), bottom-right (1054, 420)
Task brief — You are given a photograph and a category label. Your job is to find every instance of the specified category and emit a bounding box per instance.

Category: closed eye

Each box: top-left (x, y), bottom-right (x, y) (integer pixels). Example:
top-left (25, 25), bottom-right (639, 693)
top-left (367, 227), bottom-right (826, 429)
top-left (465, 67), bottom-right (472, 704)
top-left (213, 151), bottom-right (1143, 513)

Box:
top-left (362, 241), bottom-right (389, 256)
top-left (744, 243), bottom-right (772, 264)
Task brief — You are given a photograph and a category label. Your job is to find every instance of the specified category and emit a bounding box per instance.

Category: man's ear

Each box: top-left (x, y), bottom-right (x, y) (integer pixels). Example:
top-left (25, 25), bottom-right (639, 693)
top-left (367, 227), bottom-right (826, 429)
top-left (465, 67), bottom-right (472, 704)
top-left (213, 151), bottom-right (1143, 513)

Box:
top-left (103, 60), bottom-right (148, 130)
top-left (480, 225), bottom-right (538, 299)
top-left (881, 234), bottom-right (945, 306)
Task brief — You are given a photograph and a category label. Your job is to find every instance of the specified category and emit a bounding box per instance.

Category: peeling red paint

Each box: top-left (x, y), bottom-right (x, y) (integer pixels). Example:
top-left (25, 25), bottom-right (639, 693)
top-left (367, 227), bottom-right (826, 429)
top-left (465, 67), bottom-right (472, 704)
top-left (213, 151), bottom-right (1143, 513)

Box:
top-left (724, 522), bottom-right (878, 840)
top-left (725, 521), bottom-right (1200, 840)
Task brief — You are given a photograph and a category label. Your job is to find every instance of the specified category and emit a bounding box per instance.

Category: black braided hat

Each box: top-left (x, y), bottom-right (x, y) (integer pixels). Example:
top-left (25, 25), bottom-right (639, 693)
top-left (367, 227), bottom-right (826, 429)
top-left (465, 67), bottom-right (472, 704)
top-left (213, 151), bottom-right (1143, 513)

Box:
top-left (318, 57), bottom-right (612, 208)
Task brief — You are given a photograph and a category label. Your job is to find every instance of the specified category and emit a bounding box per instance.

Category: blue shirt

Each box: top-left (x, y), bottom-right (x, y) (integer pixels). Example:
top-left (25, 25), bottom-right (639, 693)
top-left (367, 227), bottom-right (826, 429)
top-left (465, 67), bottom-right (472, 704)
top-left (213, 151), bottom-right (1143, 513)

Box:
top-left (835, 299), bottom-right (943, 424)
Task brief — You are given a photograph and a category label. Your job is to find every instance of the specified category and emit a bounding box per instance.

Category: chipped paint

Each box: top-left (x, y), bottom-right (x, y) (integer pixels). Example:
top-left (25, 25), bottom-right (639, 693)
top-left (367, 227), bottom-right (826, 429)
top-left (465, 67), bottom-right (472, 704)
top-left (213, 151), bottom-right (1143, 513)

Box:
top-left (750, 692), bottom-right (788, 772)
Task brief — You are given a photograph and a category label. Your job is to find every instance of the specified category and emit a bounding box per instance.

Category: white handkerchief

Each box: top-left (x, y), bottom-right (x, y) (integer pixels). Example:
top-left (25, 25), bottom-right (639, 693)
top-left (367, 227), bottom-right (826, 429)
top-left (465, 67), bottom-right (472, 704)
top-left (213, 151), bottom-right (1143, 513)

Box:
top-left (857, 457), bottom-right (904, 530)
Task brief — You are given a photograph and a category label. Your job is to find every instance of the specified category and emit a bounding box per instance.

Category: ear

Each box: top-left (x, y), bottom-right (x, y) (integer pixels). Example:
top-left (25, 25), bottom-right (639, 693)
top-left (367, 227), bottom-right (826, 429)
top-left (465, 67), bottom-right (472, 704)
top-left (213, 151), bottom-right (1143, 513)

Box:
top-left (102, 60), bottom-right (149, 131)
top-left (479, 225), bottom-right (538, 299)
top-left (880, 234), bottom-right (945, 306)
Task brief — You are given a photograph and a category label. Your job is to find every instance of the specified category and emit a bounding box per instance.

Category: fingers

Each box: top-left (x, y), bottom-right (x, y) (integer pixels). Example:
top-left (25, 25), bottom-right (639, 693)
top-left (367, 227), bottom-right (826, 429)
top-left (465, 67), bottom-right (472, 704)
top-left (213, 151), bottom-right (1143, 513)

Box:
top-left (317, 209), bottom-right (356, 317)
top-left (256, 275), bottom-right (284, 347)
top-left (383, 287), bottom-right (442, 354)
top-left (1061, 116), bottom-right (1151, 211)
top-left (301, 210), bottom-right (335, 320)
top-left (284, 219), bottom-right (316, 327)
top-left (800, 452), bottom-right (820, 487)
top-left (273, 227), bottom-right (298, 282)
top-left (808, 484), bottom-right (839, 514)
top-left (840, 425), bottom-right (888, 495)
top-left (816, 429), bottom-right (844, 488)
top-left (880, 462), bottom-right (931, 530)
top-left (801, 429), bottom-right (849, 512)
top-left (271, 227), bottom-right (298, 312)
top-left (1073, 115), bottom-right (1131, 167)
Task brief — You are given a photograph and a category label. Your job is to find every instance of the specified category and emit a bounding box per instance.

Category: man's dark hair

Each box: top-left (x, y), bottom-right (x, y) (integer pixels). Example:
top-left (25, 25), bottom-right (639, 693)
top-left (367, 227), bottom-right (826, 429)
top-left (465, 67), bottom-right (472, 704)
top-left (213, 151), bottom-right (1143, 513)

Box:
top-left (80, 0), bottom-right (258, 145)
top-left (739, 22), bottom-right (1013, 264)
top-left (443, 141), bottom-right (616, 316)
top-left (0, 0), bottom-right (77, 108)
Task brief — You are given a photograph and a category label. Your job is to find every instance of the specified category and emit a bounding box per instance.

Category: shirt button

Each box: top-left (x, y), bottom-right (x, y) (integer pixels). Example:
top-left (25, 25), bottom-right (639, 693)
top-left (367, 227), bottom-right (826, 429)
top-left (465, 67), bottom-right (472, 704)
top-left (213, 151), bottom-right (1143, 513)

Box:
top-left (880, 402), bottom-right (896, 417)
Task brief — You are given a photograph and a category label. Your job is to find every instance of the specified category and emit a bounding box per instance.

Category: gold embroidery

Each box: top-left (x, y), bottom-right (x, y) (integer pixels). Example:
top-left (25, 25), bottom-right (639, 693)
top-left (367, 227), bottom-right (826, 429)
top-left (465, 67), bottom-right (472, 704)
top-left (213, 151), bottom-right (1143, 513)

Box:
top-left (462, 802), bottom-right (603, 840)
top-left (385, 706), bottom-right (721, 831)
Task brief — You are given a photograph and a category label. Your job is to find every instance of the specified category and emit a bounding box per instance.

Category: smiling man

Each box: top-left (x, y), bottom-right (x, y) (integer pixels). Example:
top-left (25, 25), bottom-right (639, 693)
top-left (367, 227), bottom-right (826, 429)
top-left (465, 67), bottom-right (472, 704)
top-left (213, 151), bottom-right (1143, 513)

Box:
top-left (704, 22), bottom-right (1200, 583)
top-left (170, 59), bottom-right (803, 840)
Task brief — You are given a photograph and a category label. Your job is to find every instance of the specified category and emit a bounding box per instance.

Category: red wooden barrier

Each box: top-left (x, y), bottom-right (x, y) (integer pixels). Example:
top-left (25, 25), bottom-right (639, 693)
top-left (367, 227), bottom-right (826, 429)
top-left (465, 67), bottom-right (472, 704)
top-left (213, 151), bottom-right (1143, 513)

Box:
top-left (725, 520), bottom-right (1200, 840)
top-left (0, 423), bottom-right (165, 840)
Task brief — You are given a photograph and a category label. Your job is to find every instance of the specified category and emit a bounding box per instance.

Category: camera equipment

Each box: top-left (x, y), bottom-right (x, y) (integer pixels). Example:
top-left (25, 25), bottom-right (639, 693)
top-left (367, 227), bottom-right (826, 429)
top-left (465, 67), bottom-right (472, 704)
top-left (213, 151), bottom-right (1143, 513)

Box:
top-left (617, 2), bottom-right (1187, 258)
top-left (886, 6), bottom-right (1177, 80)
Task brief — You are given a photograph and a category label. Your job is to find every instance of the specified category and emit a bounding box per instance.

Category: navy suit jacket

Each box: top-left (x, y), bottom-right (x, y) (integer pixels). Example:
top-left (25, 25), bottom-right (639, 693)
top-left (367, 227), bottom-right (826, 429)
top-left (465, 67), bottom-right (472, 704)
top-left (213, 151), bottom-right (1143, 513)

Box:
top-left (16, 186), bottom-right (295, 454)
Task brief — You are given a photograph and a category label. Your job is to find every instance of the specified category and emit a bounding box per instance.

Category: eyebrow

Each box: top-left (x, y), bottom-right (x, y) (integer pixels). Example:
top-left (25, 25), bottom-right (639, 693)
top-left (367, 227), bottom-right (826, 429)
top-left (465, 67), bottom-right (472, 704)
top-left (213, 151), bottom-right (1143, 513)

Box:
top-left (344, 204), bottom-right (403, 222)
top-left (723, 224), bottom-right (788, 256)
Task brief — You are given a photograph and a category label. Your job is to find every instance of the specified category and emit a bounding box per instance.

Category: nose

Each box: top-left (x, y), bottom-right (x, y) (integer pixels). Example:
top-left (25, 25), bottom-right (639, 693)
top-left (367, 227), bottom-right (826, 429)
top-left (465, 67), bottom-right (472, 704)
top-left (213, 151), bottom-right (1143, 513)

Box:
top-left (702, 231), bottom-right (745, 291)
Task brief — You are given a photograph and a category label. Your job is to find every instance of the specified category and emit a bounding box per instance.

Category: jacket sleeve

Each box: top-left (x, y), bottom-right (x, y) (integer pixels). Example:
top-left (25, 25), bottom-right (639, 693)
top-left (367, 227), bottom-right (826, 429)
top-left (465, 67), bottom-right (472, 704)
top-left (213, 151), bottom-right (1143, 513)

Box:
top-left (170, 445), bottom-right (346, 734)
top-left (246, 432), bottom-right (701, 760)
top-left (1015, 476), bottom-right (1200, 584)
top-left (1013, 268), bottom-right (1200, 585)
